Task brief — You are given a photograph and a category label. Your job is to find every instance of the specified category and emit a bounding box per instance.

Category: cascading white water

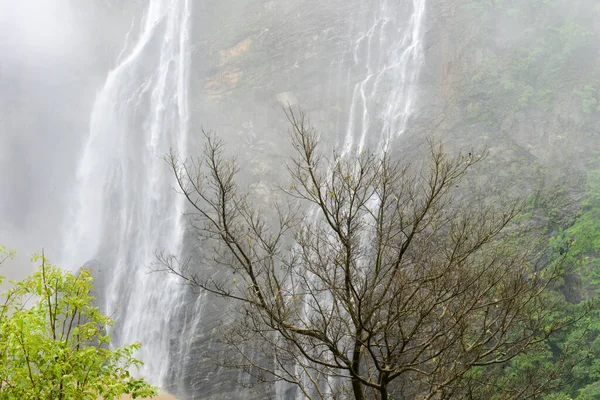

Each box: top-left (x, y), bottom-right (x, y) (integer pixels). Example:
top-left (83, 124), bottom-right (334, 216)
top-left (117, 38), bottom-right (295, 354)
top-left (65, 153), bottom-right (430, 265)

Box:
top-left (343, 0), bottom-right (426, 154)
top-left (62, 0), bottom-right (191, 389)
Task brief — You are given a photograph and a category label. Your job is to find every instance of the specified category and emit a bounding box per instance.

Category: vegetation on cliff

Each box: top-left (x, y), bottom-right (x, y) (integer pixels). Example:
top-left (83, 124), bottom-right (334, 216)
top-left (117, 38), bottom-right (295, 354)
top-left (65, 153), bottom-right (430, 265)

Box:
top-left (445, 1), bottom-right (600, 398)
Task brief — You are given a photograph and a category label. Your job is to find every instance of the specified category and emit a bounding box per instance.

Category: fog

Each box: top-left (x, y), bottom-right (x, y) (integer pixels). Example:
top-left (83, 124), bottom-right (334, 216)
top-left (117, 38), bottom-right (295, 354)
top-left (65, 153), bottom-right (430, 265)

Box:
top-left (0, 0), bottom-right (79, 64)
top-left (1, 0), bottom-right (600, 398)
top-left (0, 0), bottom-right (115, 278)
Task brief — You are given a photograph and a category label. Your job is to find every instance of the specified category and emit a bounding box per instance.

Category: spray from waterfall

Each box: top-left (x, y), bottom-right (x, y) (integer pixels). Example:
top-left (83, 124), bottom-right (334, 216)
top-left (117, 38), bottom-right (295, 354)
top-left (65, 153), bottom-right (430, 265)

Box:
top-left (61, 0), bottom-right (192, 389)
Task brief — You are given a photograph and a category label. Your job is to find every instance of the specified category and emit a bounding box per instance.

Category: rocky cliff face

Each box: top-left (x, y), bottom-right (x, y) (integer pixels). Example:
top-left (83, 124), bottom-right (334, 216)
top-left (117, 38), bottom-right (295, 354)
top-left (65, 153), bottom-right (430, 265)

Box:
top-left (187, 0), bottom-right (387, 167)
top-left (435, 0), bottom-right (600, 165)
top-left (173, 1), bottom-right (600, 396)
top-left (423, 0), bottom-right (600, 302)
top-left (101, 1), bottom-right (599, 398)
top-left (5, 1), bottom-right (593, 399)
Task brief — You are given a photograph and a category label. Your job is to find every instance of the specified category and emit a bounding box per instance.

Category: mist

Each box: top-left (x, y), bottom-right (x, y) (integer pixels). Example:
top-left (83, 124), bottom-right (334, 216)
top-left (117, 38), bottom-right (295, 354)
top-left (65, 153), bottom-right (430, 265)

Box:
top-left (0, 0), bottom-right (130, 278)
top-left (2, 0), bottom-right (600, 399)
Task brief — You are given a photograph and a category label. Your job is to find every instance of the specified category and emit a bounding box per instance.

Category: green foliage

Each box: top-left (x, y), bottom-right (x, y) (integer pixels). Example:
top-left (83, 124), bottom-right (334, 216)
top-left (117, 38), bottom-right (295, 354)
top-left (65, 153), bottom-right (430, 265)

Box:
top-left (573, 85), bottom-right (600, 114)
top-left (0, 246), bottom-right (16, 270)
top-left (452, 1), bottom-right (600, 396)
top-left (551, 168), bottom-right (600, 287)
top-left (0, 253), bottom-right (157, 400)
top-left (577, 382), bottom-right (600, 400)
top-left (460, 0), bottom-right (600, 126)
top-left (513, 166), bottom-right (600, 399)
top-left (545, 393), bottom-right (573, 400)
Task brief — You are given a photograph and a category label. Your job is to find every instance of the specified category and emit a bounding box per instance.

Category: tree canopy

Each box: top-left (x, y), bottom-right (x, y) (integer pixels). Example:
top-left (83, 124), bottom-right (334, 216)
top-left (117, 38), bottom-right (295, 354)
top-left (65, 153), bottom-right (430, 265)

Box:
top-left (160, 110), bottom-right (584, 399)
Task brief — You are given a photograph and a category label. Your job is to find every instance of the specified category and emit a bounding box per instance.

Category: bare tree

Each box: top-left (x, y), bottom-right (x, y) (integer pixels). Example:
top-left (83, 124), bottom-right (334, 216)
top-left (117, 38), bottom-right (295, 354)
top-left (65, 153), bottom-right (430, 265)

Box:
top-left (159, 110), bottom-right (573, 399)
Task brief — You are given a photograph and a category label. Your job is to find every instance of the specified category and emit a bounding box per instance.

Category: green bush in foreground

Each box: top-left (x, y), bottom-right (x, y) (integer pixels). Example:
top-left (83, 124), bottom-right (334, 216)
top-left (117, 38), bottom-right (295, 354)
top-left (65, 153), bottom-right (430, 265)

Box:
top-left (0, 248), bottom-right (157, 399)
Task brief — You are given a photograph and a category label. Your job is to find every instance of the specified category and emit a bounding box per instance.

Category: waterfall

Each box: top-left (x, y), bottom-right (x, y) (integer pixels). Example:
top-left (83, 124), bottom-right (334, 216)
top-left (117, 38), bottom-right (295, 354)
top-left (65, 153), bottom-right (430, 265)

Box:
top-left (343, 0), bottom-right (426, 154)
top-left (62, 0), bottom-right (191, 389)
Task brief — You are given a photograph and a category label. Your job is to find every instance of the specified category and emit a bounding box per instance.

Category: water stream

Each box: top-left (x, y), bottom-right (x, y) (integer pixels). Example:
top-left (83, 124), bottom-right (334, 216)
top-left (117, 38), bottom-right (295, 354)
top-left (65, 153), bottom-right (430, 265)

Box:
top-left (343, 0), bottom-right (426, 154)
top-left (62, 0), bottom-right (191, 389)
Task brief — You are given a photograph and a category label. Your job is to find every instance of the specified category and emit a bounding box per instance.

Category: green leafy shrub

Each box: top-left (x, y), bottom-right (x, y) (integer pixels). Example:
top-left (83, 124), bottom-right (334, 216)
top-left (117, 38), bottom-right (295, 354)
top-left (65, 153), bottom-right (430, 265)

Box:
top-left (0, 251), bottom-right (157, 400)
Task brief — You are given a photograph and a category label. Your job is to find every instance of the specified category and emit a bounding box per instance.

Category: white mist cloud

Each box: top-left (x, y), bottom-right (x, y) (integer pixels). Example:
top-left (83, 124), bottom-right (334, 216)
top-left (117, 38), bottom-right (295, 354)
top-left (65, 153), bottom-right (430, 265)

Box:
top-left (0, 0), bottom-right (88, 280)
top-left (0, 0), bottom-right (79, 65)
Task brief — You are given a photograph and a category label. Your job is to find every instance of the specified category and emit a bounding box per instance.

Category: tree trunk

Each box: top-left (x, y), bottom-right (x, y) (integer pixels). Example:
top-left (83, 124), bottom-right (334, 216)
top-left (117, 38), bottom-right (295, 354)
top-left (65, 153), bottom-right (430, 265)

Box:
top-left (351, 377), bottom-right (365, 400)
top-left (351, 338), bottom-right (365, 400)
top-left (379, 385), bottom-right (389, 400)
